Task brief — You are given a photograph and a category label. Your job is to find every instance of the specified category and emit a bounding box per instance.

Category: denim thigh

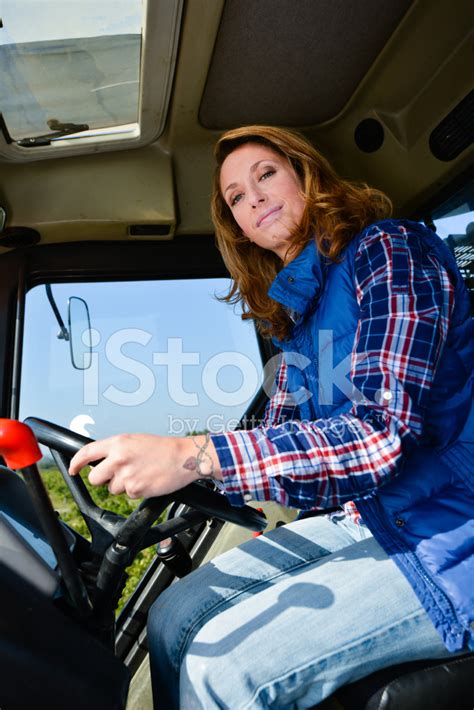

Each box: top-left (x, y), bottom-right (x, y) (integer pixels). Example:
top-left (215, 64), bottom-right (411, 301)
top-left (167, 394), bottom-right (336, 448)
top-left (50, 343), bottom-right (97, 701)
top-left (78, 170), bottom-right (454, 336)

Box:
top-left (147, 516), bottom-right (450, 709)
top-left (148, 516), bottom-right (362, 706)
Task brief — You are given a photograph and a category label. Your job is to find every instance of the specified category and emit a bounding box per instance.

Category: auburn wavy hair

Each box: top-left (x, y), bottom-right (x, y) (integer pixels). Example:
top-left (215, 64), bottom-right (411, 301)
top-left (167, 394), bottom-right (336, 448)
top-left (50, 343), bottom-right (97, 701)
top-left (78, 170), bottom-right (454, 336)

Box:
top-left (211, 125), bottom-right (392, 340)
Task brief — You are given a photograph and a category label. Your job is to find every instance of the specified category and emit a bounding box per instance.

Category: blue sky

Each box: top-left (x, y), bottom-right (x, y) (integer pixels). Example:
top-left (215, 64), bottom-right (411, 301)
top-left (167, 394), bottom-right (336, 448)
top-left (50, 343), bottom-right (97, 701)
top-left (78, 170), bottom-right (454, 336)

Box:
top-left (19, 278), bottom-right (264, 440)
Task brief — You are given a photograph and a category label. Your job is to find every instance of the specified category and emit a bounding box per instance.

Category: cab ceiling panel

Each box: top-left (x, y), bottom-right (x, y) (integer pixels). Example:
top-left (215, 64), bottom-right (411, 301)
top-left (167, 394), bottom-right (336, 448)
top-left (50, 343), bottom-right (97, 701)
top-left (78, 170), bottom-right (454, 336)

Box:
top-left (199, 0), bottom-right (413, 128)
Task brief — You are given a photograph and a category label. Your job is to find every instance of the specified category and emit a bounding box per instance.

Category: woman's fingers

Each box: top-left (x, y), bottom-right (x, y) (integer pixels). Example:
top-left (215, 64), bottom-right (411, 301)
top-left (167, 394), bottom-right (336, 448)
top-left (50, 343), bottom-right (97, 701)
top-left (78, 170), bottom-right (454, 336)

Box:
top-left (87, 459), bottom-right (116, 487)
top-left (68, 435), bottom-right (142, 497)
top-left (69, 438), bottom-right (125, 494)
top-left (106, 472), bottom-right (126, 496)
top-left (69, 439), bottom-right (113, 475)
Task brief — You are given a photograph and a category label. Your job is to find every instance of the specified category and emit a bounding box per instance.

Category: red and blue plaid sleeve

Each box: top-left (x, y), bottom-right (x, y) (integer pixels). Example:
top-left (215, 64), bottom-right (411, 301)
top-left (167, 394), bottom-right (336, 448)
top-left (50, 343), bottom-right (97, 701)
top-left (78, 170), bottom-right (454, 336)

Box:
top-left (211, 224), bottom-right (455, 510)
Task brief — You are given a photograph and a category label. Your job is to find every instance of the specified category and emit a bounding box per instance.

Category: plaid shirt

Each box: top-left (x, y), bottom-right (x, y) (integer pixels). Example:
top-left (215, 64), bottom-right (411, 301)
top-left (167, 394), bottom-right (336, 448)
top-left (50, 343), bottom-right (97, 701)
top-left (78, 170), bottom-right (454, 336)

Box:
top-left (211, 225), bottom-right (455, 523)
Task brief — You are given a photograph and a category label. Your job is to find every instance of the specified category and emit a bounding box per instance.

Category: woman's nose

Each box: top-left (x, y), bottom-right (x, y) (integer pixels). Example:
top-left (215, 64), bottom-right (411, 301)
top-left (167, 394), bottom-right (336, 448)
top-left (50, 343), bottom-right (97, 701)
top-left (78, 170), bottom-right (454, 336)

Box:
top-left (249, 188), bottom-right (266, 208)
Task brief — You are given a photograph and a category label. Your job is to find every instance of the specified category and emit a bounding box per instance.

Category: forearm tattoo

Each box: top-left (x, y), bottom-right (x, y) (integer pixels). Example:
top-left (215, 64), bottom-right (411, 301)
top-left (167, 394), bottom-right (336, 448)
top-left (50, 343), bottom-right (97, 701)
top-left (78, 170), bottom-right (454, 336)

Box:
top-left (183, 433), bottom-right (214, 478)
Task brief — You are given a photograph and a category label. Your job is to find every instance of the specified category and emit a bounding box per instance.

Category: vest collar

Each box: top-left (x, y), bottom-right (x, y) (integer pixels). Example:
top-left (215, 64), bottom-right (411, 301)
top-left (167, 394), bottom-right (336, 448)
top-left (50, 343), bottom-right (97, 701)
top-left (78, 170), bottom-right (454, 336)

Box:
top-left (268, 239), bottom-right (327, 321)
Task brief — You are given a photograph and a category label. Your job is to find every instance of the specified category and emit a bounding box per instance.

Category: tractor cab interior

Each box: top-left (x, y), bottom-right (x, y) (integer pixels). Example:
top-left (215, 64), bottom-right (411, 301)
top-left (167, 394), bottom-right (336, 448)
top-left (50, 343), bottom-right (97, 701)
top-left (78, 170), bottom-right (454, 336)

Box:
top-left (0, 1), bottom-right (472, 708)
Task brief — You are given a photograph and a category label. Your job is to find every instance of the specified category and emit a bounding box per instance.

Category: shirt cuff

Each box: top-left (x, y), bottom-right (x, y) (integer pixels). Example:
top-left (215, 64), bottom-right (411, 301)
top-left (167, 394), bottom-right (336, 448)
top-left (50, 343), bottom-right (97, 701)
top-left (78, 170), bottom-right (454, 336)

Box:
top-left (210, 429), bottom-right (288, 507)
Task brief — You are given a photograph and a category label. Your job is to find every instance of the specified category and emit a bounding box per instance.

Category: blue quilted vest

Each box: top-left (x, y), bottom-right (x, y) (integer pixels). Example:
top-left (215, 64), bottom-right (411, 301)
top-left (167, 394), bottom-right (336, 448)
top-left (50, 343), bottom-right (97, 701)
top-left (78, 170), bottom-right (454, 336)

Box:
top-left (268, 220), bottom-right (474, 653)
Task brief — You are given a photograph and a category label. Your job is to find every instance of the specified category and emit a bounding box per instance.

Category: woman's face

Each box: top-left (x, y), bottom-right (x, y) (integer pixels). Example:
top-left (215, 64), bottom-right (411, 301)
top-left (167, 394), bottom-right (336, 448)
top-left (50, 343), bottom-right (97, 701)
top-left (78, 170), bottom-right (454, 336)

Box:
top-left (220, 143), bottom-right (305, 260)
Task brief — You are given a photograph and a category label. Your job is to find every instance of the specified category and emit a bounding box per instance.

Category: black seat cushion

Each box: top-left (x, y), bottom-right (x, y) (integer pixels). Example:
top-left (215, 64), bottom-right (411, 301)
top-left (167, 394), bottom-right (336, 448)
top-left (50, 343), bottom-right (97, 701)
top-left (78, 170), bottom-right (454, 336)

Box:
top-left (336, 653), bottom-right (474, 709)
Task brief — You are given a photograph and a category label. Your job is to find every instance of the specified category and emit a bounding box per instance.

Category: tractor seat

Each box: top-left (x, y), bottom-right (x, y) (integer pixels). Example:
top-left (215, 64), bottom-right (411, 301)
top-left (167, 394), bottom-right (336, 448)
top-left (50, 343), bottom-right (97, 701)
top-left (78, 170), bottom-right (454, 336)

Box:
top-left (333, 651), bottom-right (474, 709)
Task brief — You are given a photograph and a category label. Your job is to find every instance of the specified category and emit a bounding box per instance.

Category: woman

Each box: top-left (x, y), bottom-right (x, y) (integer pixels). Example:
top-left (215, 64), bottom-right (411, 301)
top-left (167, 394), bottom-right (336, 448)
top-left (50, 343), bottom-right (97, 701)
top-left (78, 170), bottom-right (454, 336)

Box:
top-left (70, 126), bottom-right (474, 708)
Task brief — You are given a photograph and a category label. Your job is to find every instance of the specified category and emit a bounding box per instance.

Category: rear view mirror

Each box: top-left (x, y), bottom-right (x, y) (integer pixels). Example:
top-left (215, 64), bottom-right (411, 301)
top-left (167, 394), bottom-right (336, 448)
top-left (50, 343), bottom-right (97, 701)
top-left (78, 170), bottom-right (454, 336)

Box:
top-left (68, 297), bottom-right (92, 370)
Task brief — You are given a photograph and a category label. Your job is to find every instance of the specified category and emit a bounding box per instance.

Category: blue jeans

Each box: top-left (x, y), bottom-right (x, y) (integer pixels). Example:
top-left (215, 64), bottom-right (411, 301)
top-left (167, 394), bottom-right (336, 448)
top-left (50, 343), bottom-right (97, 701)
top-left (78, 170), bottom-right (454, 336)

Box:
top-left (147, 516), bottom-right (453, 709)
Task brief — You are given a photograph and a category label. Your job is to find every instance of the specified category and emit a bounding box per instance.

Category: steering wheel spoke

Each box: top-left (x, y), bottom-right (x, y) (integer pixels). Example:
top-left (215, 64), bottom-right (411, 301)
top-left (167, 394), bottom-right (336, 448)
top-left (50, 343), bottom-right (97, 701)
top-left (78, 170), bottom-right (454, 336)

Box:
top-left (49, 447), bottom-right (126, 556)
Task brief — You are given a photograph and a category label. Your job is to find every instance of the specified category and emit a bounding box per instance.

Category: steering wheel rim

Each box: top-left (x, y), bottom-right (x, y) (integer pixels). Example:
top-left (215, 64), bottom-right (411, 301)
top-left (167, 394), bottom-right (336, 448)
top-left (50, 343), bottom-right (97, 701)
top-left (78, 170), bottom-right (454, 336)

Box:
top-left (24, 417), bottom-right (268, 544)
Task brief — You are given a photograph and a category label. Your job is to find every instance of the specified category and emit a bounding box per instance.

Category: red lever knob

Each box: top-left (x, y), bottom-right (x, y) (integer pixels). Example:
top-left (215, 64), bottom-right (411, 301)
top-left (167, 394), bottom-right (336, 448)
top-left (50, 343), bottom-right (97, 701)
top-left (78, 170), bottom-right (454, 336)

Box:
top-left (252, 507), bottom-right (265, 537)
top-left (0, 419), bottom-right (42, 469)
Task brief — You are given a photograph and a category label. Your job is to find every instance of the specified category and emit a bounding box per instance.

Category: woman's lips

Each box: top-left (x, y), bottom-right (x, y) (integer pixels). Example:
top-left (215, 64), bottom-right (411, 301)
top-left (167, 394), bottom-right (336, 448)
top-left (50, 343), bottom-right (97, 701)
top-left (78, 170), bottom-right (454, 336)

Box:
top-left (257, 205), bottom-right (282, 228)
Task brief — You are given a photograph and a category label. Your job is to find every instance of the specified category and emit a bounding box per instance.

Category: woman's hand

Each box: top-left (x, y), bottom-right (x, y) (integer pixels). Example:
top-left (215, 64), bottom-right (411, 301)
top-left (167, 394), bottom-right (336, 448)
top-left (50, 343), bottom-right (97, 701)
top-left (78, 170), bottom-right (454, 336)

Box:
top-left (68, 433), bottom-right (222, 499)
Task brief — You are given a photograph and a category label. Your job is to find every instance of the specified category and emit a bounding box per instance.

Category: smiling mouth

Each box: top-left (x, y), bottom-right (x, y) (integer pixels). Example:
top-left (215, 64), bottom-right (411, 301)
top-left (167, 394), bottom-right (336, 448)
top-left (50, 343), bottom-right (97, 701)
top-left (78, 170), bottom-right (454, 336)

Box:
top-left (257, 206), bottom-right (282, 228)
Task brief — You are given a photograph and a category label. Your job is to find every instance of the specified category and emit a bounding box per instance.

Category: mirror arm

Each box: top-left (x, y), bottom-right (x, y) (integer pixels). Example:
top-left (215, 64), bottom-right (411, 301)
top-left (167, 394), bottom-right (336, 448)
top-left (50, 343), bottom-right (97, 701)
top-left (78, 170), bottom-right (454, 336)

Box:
top-left (45, 284), bottom-right (69, 341)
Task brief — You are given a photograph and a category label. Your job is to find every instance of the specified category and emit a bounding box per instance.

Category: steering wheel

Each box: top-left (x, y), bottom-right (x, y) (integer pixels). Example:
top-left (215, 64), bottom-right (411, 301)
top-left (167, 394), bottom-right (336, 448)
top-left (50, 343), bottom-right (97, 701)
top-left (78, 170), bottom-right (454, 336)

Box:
top-left (0, 416), bottom-right (265, 638)
top-left (23, 418), bottom-right (267, 552)
top-left (9, 418), bottom-right (266, 623)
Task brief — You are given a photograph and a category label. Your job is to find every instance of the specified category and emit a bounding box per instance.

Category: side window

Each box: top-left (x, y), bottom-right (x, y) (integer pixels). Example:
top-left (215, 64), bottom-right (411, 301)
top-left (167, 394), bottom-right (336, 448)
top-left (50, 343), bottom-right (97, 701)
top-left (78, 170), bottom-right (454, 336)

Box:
top-left (20, 277), bottom-right (263, 446)
top-left (429, 178), bottom-right (474, 301)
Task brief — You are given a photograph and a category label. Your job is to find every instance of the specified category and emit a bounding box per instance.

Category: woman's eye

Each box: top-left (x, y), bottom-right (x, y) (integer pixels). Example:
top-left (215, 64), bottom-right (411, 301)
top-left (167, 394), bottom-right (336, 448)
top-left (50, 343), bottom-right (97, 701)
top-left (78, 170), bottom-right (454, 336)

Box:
top-left (260, 169), bottom-right (275, 181)
top-left (231, 193), bottom-right (243, 207)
